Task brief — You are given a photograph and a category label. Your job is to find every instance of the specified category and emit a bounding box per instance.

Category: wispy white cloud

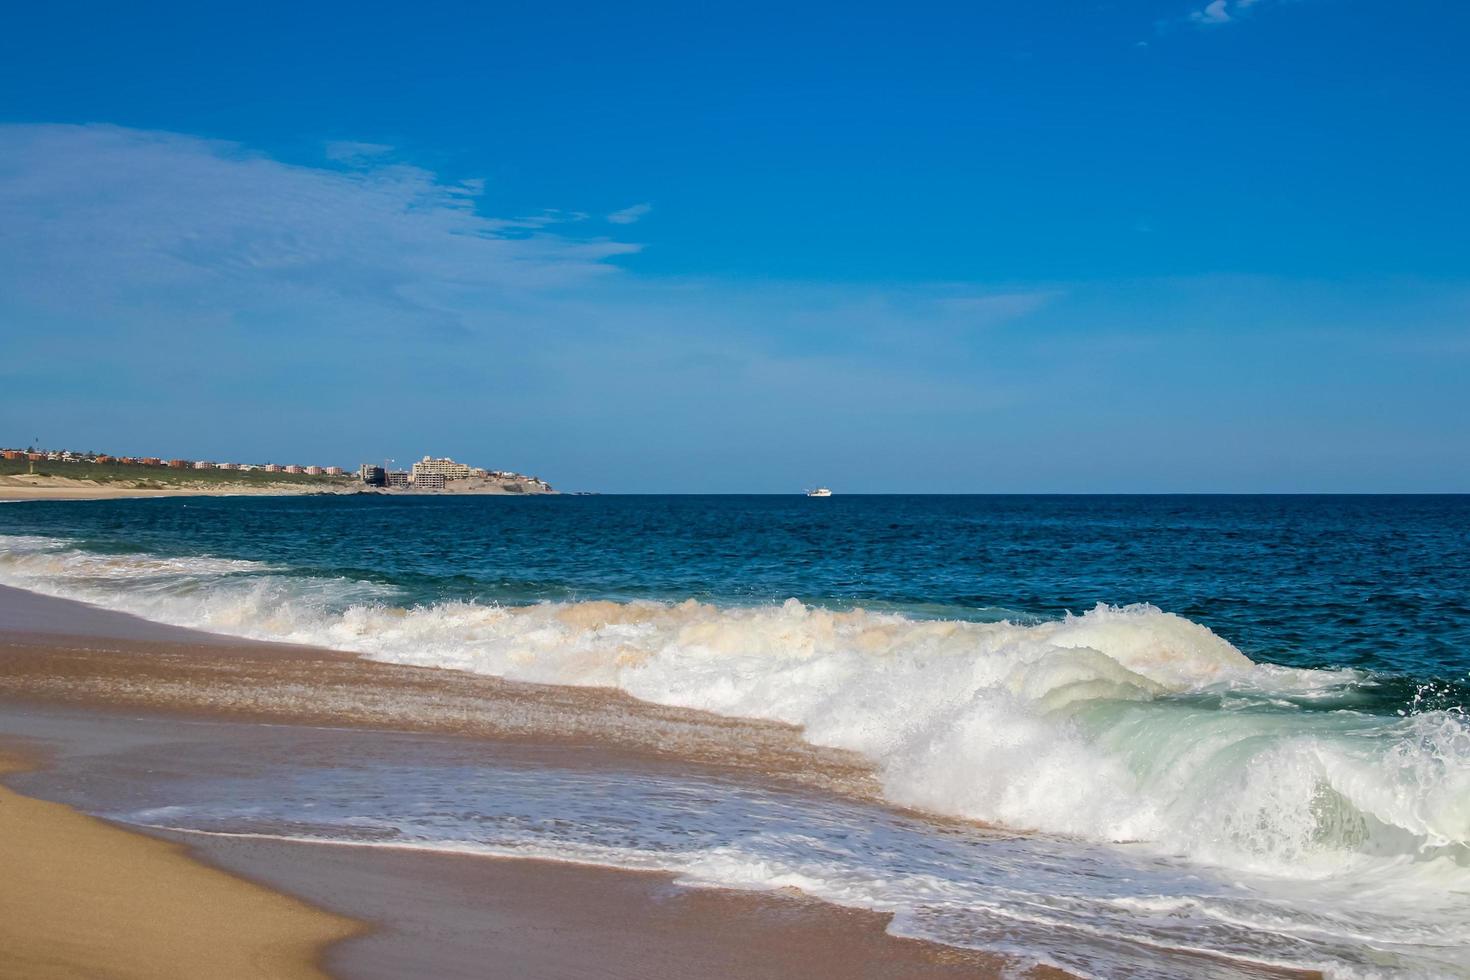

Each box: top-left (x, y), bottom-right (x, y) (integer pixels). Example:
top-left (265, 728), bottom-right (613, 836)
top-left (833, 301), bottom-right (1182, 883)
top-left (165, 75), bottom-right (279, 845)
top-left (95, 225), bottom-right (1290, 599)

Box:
top-left (0, 124), bottom-right (639, 338)
top-left (1192, 0), bottom-right (1232, 24)
top-left (1189, 0), bottom-right (1266, 26)
top-left (0, 125), bottom-right (1051, 358)
top-left (506, 208), bottom-right (591, 230)
top-left (607, 202), bottom-right (652, 225)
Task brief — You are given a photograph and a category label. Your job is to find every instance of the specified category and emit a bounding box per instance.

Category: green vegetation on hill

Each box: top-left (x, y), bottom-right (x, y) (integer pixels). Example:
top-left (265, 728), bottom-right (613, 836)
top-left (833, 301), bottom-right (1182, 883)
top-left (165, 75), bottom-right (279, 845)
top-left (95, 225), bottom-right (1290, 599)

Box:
top-left (0, 458), bottom-right (353, 487)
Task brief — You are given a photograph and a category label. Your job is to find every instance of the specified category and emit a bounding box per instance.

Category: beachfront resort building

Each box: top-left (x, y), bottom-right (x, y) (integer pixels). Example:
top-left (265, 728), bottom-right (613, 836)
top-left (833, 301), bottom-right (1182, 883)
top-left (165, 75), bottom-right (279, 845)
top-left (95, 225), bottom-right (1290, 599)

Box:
top-left (411, 456), bottom-right (472, 481)
top-left (351, 455), bottom-right (550, 493)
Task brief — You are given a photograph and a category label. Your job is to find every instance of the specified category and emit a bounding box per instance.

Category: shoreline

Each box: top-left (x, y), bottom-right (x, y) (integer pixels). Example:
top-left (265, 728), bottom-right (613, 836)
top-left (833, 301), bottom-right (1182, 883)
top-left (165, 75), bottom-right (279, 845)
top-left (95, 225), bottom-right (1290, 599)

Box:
top-left (0, 718), bottom-right (1023, 980)
top-left (0, 584), bottom-right (879, 800)
top-left (0, 581), bottom-right (1332, 979)
top-left (168, 827), bottom-right (1024, 980)
top-left (0, 583), bottom-right (1042, 979)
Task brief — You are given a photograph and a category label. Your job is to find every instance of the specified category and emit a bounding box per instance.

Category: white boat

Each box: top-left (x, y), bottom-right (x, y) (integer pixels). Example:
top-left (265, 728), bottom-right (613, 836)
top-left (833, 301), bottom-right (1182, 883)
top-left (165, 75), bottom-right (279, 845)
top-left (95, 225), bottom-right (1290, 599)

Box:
top-left (806, 487), bottom-right (833, 497)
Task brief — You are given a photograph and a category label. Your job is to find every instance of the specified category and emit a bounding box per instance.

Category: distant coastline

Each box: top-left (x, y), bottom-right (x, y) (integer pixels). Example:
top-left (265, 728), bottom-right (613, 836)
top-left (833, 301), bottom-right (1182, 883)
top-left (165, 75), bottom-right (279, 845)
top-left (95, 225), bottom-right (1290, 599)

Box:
top-left (0, 473), bottom-right (556, 501)
top-left (0, 451), bottom-right (555, 501)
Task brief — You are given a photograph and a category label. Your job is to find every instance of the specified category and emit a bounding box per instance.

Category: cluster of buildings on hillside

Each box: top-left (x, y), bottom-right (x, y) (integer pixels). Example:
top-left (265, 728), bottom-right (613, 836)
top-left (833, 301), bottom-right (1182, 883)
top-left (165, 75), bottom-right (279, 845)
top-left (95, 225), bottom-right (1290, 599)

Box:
top-left (2, 447), bottom-right (345, 475)
top-left (358, 456), bottom-right (551, 492)
top-left (4, 447), bottom-right (551, 492)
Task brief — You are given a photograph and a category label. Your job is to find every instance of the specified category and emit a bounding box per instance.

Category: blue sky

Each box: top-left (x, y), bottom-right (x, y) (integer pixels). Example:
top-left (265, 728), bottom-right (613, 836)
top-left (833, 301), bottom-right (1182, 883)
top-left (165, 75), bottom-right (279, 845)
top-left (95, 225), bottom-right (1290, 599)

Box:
top-left (1, 0), bottom-right (1466, 491)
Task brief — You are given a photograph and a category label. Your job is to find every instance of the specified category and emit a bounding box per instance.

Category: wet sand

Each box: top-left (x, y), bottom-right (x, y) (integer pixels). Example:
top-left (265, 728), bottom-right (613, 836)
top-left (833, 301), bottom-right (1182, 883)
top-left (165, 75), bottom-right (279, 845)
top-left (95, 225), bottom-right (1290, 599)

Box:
top-left (0, 584), bottom-right (1033, 979)
top-left (182, 832), bottom-right (1013, 980)
top-left (0, 584), bottom-right (878, 799)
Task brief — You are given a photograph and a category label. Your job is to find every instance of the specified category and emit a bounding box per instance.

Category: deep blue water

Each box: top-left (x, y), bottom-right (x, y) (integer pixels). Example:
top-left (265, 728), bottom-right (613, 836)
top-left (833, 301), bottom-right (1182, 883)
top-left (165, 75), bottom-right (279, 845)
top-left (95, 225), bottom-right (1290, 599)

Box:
top-left (3, 494), bottom-right (1467, 682)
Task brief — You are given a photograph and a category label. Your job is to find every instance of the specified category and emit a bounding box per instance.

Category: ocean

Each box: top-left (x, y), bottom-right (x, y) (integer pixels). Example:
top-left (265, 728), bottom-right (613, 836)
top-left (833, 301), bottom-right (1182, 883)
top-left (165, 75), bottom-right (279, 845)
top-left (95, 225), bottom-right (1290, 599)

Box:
top-left (2, 494), bottom-right (1468, 977)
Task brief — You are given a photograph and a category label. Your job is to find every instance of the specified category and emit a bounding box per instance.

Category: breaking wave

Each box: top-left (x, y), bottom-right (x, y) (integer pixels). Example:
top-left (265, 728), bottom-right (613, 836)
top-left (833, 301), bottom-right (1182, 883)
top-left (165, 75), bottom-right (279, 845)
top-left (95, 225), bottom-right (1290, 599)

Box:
top-left (1, 532), bottom-right (1467, 889)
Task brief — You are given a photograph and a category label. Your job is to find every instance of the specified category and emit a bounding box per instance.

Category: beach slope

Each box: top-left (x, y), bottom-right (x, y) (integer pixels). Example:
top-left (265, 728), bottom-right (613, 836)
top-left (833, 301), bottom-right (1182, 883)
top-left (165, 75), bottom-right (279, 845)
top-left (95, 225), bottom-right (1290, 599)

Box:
top-left (0, 750), bottom-right (361, 980)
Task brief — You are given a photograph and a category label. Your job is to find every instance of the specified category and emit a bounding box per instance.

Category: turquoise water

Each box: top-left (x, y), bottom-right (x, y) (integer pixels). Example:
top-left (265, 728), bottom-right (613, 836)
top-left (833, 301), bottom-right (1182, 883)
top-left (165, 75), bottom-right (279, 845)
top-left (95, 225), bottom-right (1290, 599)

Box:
top-left (2, 494), bottom-right (1468, 977)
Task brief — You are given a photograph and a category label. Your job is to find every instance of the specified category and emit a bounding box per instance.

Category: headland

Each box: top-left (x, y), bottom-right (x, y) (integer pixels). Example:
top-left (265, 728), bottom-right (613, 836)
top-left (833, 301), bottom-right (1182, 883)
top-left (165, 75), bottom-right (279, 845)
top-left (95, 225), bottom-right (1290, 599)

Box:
top-left (0, 449), bottom-right (554, 500)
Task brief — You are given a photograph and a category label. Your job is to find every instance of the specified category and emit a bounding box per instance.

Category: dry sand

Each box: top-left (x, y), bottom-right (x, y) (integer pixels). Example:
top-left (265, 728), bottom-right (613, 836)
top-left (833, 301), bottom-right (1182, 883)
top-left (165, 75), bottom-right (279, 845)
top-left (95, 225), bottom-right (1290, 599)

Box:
top-left (0, 748), bottom-right (360, 980)
top-left (0, 474), bottom-right (356, 501)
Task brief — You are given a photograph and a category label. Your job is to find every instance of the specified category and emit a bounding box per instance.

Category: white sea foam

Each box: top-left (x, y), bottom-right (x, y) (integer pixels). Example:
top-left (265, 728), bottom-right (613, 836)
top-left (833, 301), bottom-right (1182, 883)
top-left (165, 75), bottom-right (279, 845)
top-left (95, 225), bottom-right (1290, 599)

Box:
top-left (2, 533), bottom-right (1467, 897)
top-left (108, 743), bottom-right (1470, 978)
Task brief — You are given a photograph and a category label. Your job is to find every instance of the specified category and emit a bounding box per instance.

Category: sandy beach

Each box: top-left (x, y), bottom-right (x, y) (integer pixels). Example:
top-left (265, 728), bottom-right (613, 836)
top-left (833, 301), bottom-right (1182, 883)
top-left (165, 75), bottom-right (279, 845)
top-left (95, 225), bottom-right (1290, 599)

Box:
top-left (0, 585), bottom-right (1035, 980)
top-left (0, 747), bottom-right (360, 979)
top-left (0, 474), bottom-right (359, 501)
